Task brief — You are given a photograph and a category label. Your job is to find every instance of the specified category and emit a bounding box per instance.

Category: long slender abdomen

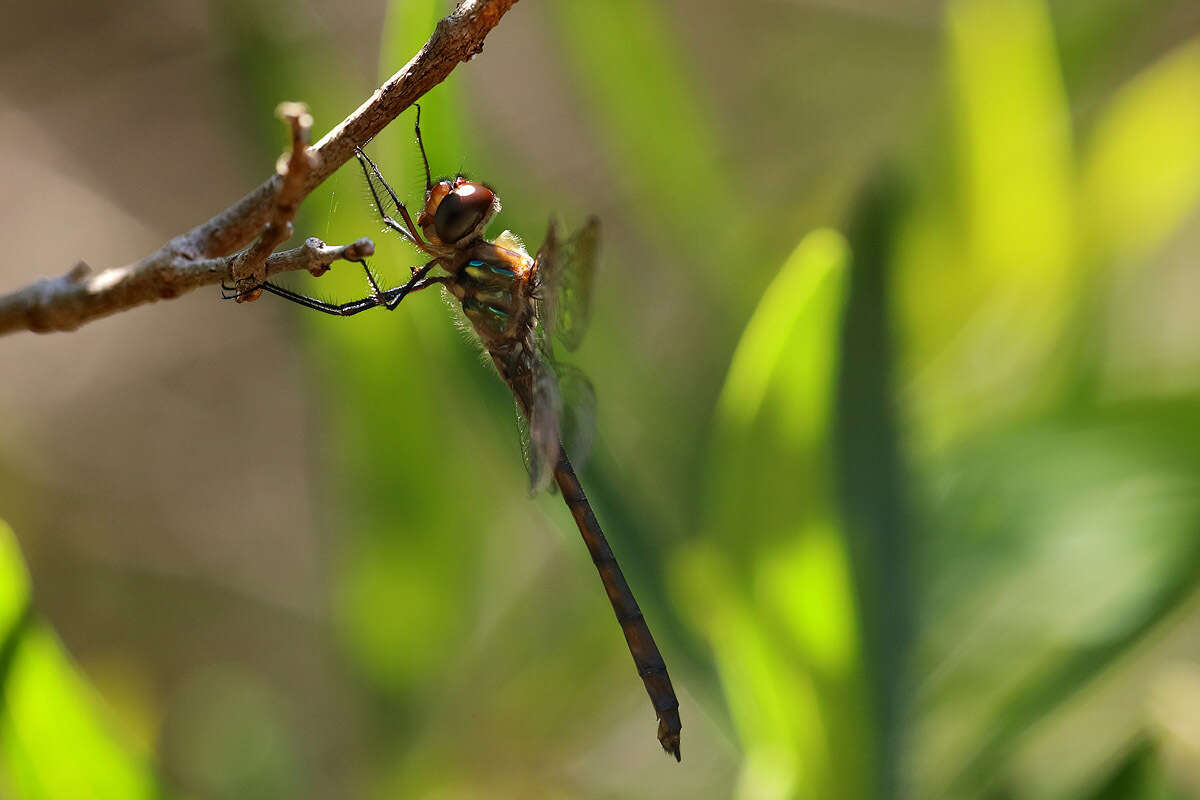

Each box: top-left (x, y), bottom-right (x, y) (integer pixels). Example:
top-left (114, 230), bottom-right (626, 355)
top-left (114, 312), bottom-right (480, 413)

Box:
top-left (553, 445), bottom-right (682, 760)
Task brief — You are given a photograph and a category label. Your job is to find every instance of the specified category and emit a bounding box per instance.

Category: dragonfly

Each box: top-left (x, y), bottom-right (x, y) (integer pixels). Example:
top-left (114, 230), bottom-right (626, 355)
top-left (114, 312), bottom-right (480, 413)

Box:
top-left (224, 108), bottom-right (682, 760)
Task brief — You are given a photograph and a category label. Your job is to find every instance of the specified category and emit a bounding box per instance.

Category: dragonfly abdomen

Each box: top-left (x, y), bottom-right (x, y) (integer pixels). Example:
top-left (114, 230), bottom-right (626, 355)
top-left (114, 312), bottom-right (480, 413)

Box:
top-left (553, 447), bottom-right (683, 761)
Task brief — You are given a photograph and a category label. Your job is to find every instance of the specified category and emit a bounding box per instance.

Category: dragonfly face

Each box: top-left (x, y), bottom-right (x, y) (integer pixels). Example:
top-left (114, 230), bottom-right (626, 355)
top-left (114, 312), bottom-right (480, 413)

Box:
top-left (419, 176), bottom-right (500, 247)
top-left (222, 106), bottom-right (682, 761)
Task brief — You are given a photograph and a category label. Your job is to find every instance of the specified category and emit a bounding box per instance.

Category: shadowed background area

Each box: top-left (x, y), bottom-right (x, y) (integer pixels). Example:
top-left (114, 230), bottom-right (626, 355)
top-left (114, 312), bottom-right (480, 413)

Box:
top-left (2, 0), bottom-right (1200, 798)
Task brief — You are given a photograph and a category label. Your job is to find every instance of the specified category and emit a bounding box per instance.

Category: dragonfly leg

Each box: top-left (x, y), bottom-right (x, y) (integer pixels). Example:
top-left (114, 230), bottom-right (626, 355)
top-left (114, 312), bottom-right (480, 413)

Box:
top-left (221, 276), bottom-right (385, 316)
top-left (384, 273), bottom-right (449, 310)
top-left (413, 102), bottom-right (434, 191)
top-left (355, 147), bottom-right (434, 255)
top-left (221, 259), bottom-right (440, 317)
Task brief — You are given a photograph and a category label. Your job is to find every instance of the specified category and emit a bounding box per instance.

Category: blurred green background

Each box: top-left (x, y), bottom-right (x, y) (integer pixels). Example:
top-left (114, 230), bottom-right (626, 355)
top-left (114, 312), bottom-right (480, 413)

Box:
top-left (2, 0), bottom-right (1200, 797)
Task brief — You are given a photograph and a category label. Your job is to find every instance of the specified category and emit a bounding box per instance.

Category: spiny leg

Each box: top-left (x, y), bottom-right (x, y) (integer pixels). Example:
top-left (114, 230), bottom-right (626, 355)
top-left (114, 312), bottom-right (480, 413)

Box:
top-left (357, 253), bottom-right (442, 303)
top-left (414, 103), bottom-right (433, 191)
top-left (384, 273), bottom-right (448, 310)
top-left (354, 147), bottom-right (431, 254)
top-left (359, 258), bottom-right (385, 299)
top-left (222, 259), bottom-right (441, 317)
top-left (238, 280), bottom-right (384, 317)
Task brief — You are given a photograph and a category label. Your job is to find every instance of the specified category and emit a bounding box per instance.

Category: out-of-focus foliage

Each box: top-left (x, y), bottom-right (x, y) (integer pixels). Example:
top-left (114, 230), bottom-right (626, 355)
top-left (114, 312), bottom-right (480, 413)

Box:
top-left (672, 230), bottom-right (869, 800)
top-left (5, 0), bottom-right (1200, 798)
top-left (0, 521), bottom-right (159, 800)
top-left (897, 1), bottom-right (1200, 797)
top-left (548, 1), bottom-right (737, 271)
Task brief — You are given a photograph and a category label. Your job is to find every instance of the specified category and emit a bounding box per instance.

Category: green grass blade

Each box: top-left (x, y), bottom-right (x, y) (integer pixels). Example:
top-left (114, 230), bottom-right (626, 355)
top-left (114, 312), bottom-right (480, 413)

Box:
top-left (674, 228), bottom-right (873, 798)
top-left (0, 521), bottom-right (160, 800)
top-left (1079, 39), bottom-right (1200, 265)
top-left (547, 1), bottom-right (735, 277)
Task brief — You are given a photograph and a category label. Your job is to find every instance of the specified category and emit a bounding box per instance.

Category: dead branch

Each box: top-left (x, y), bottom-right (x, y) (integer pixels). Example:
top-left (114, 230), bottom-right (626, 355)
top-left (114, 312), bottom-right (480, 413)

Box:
top-left (0, 0), bottom-right (519, 336)
top-left (228, 102), bottom-right (320, 287)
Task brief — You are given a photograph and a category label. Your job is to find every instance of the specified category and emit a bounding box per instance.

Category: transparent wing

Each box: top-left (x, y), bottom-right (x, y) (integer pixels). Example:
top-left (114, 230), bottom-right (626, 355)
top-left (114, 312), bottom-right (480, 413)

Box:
top-left (536, 216), bottom-right (600, 351)
top-left (519, 363), bottom-right (562, 494)
top-left (534, 219), bottom-right (559, 320)
top-left (514, 351), bottom-right (596, 493)
top-left (554, 362), bottom-right (596, 467)
top-left (515, 400), bottom-right (537, 491)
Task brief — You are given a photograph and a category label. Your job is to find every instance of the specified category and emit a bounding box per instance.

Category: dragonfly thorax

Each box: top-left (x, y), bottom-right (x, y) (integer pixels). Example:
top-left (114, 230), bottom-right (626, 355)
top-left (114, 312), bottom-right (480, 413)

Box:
top-left (418, 176), bottom-right (500, 247)
top-left (448, 241), bottom-right (535, 347)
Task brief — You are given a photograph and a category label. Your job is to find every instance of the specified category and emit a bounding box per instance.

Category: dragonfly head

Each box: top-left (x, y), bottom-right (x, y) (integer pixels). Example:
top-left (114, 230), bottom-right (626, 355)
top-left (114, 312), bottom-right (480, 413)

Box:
top-left (419, 175), bottom-right (500, 247)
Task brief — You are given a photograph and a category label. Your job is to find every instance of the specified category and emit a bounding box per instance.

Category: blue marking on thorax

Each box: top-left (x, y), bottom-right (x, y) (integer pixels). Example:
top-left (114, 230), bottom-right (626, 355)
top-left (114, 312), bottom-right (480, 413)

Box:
top-left (466, 257), bottom-right (516, 279)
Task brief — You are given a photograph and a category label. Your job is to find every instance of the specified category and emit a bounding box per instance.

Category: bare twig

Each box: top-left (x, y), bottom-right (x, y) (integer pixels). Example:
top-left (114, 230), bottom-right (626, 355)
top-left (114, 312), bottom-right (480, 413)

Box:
top-left (0, 0), bottom-right (519, 336)
top-left (2, 238), bottom-right (377, 333)
top-left (259, 237), bottom-right (375, 279)
top-left (229, 102), bottom-right (319, 286)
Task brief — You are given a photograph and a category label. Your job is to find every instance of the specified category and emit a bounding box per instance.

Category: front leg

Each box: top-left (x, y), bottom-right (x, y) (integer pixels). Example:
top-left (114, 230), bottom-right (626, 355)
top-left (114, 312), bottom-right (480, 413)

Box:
top-left (355, 148), bottom-right (437, 258)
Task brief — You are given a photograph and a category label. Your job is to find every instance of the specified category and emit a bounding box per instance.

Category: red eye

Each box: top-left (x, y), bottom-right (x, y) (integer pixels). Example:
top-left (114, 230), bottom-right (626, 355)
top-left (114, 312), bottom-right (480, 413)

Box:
top-left (433, 182), bottom-right (495, 243)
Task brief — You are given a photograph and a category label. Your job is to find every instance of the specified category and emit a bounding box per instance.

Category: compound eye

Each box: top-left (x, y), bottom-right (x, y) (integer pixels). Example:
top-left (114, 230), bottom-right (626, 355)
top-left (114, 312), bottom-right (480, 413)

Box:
top-left (433, 182), bottom-right (495, 243)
